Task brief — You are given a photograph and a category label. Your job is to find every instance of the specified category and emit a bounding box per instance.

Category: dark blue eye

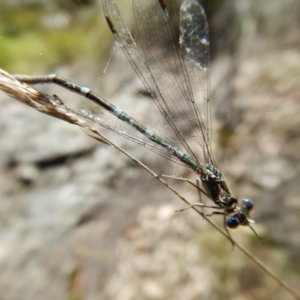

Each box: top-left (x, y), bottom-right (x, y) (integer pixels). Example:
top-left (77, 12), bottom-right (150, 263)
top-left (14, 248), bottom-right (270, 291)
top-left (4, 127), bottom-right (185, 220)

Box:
top-left (242, 198), bottom-right (254, 211)
top-left (226, 217), bottom-right (239, 228)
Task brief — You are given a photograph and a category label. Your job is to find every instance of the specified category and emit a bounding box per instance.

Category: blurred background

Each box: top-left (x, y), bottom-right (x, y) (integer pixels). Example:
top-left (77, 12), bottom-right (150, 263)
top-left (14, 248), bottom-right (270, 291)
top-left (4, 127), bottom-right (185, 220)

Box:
top-left (0, 0), bottom-right (300, 299)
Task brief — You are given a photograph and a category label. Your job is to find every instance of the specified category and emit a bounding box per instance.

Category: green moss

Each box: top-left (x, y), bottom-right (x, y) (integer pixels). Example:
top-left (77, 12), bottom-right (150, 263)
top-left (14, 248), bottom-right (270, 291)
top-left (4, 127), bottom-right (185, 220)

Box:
top-left (0, 2), bottom-right (112, 74)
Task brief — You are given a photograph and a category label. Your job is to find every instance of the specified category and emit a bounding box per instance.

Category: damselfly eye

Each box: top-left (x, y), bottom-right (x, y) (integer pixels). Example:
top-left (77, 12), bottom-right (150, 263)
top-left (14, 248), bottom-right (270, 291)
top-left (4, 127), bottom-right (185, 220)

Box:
top-left (226, 217), bottom-right (239, 229)
top-left (242, 198), bottom-right (254, 211)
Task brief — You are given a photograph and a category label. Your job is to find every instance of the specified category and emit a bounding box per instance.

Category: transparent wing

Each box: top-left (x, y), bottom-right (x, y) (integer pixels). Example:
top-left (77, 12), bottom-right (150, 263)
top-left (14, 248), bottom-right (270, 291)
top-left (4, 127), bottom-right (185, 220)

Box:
top-left (103, 0), bottom-right (193, 158)
top-left (180, 0), bottom-right (210, 69)
top-left (132, 0), bottom-right (208, 158)
top-left (102, 0), bottom-right (212, 163)
top-left (102, 0), bottom-right (154, 95)
top-left (179, 0), bottom-right (213, 162)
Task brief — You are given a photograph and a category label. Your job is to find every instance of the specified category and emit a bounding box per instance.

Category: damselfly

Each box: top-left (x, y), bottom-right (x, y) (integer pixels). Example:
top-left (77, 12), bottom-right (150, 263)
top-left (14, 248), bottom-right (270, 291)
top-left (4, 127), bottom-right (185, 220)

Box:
top-left (14, 0), bottom-right (261, 241)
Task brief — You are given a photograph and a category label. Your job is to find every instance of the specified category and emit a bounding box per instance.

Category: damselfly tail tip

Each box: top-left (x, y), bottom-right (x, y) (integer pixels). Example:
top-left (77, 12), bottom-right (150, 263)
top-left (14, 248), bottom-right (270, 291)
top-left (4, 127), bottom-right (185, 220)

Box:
top-left (105, 15), bottom-right (117, 35)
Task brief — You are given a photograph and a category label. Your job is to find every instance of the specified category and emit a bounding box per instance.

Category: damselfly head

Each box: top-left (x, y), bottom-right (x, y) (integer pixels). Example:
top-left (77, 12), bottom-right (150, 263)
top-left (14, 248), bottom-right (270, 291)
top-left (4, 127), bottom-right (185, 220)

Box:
top-left (225, 198), bottom-right (263, 242)
top-left (225, 198), bottom-right (254, 229)
top-left (226, 216), bottom-right (241, 229)
top-left (241, 198), bottom-right (254, 212)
